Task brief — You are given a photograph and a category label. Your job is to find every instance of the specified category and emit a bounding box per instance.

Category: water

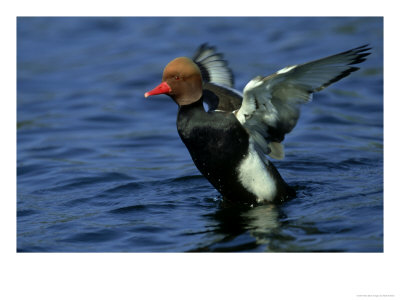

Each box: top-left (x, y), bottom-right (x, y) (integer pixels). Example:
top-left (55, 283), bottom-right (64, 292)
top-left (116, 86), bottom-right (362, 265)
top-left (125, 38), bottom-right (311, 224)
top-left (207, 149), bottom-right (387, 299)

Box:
top-left (17, 17), bottom-right (383, 252)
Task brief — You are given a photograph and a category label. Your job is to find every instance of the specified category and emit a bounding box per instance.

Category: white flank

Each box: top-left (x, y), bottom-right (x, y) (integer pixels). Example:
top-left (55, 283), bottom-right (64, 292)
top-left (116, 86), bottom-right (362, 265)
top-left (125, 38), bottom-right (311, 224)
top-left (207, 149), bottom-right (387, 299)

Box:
top-left (237, 140), bottom-right (277, 203)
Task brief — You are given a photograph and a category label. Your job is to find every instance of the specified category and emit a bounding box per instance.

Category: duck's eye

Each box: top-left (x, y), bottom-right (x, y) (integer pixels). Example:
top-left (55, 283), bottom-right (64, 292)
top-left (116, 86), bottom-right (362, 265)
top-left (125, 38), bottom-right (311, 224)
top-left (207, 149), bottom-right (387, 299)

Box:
top-left (174, 75), bottom-right (180, 80)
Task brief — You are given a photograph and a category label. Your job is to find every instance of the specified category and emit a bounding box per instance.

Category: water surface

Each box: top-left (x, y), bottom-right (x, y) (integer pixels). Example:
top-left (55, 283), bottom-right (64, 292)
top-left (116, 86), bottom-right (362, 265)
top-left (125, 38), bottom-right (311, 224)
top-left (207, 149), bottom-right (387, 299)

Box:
top-left (17, 17), bottom-right (383, 252)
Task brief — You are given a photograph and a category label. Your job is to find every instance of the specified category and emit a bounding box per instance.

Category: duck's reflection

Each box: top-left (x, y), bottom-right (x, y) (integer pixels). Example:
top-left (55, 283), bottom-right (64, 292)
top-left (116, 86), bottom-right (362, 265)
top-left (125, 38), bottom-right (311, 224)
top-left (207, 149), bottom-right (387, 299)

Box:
top-left (242, 204), bottom-right (280, 238)
top-left (195, 202), bottom-right (282, 252)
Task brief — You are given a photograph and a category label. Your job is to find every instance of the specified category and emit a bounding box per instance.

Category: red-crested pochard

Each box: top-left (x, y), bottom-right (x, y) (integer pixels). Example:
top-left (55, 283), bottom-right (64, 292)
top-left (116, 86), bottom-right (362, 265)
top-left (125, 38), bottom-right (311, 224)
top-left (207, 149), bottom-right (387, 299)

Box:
top-left (145, 44), bottom-right (370, 205)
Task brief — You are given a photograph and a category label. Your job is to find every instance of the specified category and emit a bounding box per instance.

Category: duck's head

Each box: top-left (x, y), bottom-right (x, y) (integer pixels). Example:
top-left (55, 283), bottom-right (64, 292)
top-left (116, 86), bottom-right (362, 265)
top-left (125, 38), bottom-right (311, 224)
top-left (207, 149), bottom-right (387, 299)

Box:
top-left (145, 57), bottom-right (203, 106)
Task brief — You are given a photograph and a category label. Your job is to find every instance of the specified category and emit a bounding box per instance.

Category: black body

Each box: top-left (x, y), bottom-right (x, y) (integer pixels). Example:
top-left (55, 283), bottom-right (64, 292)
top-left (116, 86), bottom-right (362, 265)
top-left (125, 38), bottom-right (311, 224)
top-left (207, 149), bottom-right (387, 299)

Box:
top-left (177, 85), bottom-right (294, 205)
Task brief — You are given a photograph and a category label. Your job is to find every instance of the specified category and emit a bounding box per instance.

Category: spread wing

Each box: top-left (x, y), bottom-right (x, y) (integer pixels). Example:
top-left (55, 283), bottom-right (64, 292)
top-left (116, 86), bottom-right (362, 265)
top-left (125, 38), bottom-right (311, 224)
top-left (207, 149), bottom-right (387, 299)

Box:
top-left (234, 44), bottom-right (371, 160)
top-left (193, 43), bottom-right (243, 111)
top-left (193, 43), bottom-right (235, 88)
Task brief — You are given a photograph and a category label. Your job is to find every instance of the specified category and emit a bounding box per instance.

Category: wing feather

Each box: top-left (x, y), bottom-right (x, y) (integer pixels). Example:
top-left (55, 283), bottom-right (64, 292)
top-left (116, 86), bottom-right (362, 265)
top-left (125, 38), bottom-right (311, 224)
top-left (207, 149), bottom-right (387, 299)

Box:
top-left (192, 43), bottom-right (234, 88)
top-left (235, 45), bottom-right (371, 159)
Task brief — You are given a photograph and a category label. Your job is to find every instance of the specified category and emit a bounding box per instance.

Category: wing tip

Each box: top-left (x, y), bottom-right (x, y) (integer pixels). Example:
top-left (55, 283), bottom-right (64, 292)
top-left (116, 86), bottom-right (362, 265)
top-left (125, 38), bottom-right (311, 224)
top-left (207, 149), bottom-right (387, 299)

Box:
top-left (316, 44), bottom-right (371, 91)
top-left (347, 44), bottom-right (372, 65)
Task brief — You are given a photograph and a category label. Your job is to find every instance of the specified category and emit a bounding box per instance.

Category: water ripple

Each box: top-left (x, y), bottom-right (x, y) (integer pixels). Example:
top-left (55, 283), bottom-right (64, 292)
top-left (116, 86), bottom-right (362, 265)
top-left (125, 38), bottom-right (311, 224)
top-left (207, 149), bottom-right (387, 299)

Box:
top-left (17, 17), bottom-right (383, 252)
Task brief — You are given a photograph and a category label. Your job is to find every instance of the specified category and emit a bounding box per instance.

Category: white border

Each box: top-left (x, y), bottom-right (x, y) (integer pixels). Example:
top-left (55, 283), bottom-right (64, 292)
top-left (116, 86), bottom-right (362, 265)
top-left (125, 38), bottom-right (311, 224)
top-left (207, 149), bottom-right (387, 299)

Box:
top-left (4, 1), bottom-right (398, 299)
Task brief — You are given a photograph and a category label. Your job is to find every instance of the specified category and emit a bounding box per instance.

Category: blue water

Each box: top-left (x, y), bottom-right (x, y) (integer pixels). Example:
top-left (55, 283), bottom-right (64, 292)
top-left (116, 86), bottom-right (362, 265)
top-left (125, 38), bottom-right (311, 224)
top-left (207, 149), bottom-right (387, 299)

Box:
top-left (17, 17), bottom-right (383, 252)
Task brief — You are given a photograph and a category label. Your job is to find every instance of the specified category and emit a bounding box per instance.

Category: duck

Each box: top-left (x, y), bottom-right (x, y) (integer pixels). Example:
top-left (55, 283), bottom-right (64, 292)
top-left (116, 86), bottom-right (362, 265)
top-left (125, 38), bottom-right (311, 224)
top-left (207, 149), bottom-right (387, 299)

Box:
top-left (144, 43), bottom-right (371, 205)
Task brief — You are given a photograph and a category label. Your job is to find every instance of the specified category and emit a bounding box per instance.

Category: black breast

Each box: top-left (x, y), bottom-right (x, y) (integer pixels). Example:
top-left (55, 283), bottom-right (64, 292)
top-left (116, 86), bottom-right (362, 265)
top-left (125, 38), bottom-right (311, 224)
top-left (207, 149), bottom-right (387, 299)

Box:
top-left (177, 99), bottom-right (257, 204)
